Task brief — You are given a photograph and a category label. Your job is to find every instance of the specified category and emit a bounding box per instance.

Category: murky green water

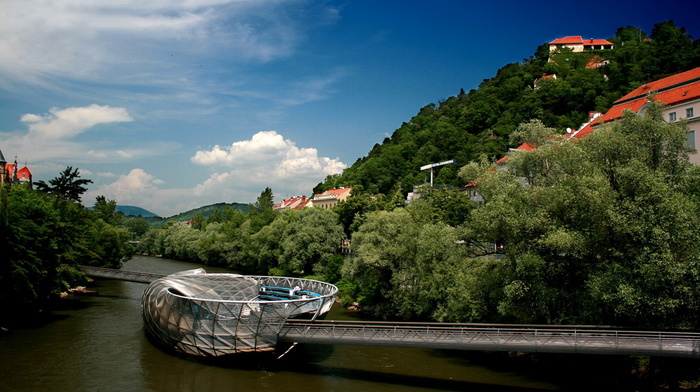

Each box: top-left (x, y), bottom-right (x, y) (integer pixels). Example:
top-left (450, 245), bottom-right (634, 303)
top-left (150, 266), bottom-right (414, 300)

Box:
top-left (0, 255), bottom-right (575, 391)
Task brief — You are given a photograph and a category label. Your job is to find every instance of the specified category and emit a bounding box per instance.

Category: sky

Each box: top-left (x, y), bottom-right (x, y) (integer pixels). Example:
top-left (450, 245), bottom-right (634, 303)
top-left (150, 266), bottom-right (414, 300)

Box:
top-left (1, 0), bottom-right (699, 217)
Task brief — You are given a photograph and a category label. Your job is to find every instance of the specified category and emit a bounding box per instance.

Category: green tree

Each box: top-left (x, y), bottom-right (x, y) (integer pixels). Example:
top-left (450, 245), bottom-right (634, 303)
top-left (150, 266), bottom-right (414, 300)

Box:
top-left (644, 20), bottom-right (700, 78)
top-left (195, 222), bottom-right (232, 267)
top-left (93, 195), bottom-right (124, 226)
top-left (84, 219), bottom-right (133, 268)
top-left (124, 218), bottom-right (151, 240)
top-left (248, 187), bottom-right (278, 232)
top-left (332, 186), bottom-right (384, 236)
top-left (342, 208), bottom-right (465, 320)
top-left (34, 166), bottom-right (93, 203)
top-left (461, 103), bottom-right (700, 328)
top-left (406, 186), bottom-right (475, 227)
top-left (280, 207), bottom-right (345, 277)
top-left (0, 184), bottom-right (62, 322)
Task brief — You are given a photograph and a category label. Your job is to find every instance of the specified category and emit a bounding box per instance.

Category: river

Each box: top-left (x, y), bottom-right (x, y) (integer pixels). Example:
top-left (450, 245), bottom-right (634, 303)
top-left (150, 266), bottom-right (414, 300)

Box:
top-left (1, 255), bottom-right (624, 391)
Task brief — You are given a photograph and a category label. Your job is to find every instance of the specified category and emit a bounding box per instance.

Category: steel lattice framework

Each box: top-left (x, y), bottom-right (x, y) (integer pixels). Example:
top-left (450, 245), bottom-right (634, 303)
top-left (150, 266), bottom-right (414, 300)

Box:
top-left (141, 270), bottom-right (337, 357)
top-left (279, 320), bottom-right (700, 358)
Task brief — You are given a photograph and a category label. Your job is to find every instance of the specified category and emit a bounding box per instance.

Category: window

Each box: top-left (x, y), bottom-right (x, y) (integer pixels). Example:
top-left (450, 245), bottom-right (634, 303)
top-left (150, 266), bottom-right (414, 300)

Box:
top-left (669, 112), bottom-right (677, 122)
top-left (688, 130), bottom-right (696, 150)
top-left (687, 107), bottom-right (695, 118)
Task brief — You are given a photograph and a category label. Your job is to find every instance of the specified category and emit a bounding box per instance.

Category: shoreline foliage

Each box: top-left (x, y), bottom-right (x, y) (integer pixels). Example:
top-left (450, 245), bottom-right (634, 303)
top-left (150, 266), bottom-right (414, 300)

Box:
top-left (0, 168), bottom-right (133, 326)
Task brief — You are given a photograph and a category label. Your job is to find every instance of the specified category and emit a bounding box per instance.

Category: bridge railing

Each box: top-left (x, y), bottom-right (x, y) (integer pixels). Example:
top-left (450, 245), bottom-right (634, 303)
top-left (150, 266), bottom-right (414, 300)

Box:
top-left (80, 265), bottom-right (165, 284)
top-left (279, 320), bottom-right (700, 358)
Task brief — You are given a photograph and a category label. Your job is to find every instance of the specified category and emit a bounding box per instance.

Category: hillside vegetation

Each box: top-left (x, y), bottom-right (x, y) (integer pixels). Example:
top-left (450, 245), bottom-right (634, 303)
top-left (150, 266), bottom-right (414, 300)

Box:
top-left (315, 22), bottom-right (700, 196)
top-left (136, 202), bottom-right (249, 227)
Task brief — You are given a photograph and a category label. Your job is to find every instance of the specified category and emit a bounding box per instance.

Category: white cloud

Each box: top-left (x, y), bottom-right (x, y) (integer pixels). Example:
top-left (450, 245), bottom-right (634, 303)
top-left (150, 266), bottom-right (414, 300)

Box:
top-left (21, 105), bottom-right (133, 139)
top-left (192, 131), bottom-right (290, 166)
top-left (1, 104), bottom-right (178, 170)
top-left (187, 131), bottom-right (345, 208)
top-left (192, 131), bottom-right (346, 180)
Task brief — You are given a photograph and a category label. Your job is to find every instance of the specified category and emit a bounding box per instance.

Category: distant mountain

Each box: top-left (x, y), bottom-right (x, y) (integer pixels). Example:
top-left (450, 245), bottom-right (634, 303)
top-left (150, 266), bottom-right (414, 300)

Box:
top-left (117, 205), bottom-right (160, 217)
top-left (135, 202), bottom-right (250, 227)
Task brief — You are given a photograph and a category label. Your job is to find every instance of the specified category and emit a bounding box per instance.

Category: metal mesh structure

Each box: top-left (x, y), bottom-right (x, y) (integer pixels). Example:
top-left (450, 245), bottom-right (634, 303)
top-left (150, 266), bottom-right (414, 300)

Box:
top-left (141, 269), bottom-right (338, 357)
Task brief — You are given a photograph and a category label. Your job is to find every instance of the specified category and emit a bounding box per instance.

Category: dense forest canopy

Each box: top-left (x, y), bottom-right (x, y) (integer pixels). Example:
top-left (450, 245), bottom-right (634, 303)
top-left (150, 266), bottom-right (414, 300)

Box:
top-left (314, 21), bottom-right (700, 196)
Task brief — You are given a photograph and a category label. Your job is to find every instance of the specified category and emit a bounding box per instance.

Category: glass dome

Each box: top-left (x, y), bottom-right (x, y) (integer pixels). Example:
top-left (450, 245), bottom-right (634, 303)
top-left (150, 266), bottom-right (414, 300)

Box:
top-left (141, 269), bottom-right (338, 357)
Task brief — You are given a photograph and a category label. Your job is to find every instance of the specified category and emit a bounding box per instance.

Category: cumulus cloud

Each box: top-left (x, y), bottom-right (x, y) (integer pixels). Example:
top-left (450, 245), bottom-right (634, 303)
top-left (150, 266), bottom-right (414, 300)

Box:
top-left (193, 131), bottom-right (291, 166)
top-left (192, 130), bottom-right (346, 176)
top-left (187, 131), bottom-right (346, 207)
top-left (21, 104), bottom-right (133, 139)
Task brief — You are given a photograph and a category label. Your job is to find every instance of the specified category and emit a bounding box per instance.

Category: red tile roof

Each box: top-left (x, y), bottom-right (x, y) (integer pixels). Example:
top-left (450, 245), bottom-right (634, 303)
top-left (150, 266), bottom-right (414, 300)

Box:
top-left (313, 187), bottom-right (351, 198)
top-left (600, 67), bottom-right (700, 123)
top-left (617, 67), bottom-right (700, 102)
top-left (550, 36), bottom-right (585, 45)
top-left (295, 198), bottom-right (311, 209)
top-left (584, 38), bottom-right (613, 46)
top-left (495, 155), bottom-right (509, 164)
top-left (599, 98), bottom-right (648, 123)
top-left (586, 55), bottom-right (609, 69)
top-left (569, 122), bottom-right (595, 139)
top-left (274, 195), bottom-right (310, 210)
top-left (496, 142), bottom-right (537, 164)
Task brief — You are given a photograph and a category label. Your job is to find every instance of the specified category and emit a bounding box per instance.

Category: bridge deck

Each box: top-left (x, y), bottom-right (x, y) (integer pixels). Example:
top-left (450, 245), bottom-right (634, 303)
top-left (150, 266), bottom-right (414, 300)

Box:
top-left (81, 265), bottom-right (164, 284)
top-left (279, 320), bottom-right (700, 358)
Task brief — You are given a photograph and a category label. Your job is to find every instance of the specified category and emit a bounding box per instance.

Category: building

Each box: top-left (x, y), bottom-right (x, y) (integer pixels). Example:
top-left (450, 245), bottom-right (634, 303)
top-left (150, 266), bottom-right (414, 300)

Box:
top-left (573, 66), bottom-right (700, 163)
top-left (549, 36), bottom-right (614, 53)
top-left (0, 149), bottom-right (32, 187)
top-left (585, 55), bottom-right (610, 69)
top-left (534, 74), bottom-right (557, 89)
top-left (311, 187), bottom-right (352, 209)
top-left (274, 195), bottom-right (311, 211)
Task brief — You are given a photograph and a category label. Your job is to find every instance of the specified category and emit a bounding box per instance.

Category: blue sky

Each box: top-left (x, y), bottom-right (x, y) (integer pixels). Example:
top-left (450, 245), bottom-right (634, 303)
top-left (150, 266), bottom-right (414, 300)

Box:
top-left (1, 0), bottom-right (699, 216)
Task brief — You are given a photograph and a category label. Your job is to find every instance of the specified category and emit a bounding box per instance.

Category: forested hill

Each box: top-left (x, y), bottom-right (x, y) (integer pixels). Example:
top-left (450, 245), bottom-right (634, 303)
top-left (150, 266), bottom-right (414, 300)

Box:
top-left (314, 22), bottom-right (700, 196)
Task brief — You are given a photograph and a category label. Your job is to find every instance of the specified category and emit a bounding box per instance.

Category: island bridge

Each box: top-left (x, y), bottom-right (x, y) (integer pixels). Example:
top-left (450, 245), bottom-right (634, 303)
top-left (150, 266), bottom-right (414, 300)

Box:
top-left (82, 266), bottom-right (700, 358)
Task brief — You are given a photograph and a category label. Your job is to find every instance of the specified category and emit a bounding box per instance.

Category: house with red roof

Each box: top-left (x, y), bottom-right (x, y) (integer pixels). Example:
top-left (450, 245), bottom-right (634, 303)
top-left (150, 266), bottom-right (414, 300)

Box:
top-left (585, 55), bottom-right (610, 69)
top-left (0, 149), bottom-right (32, 187)
top-left (495, 142), bottom-right (538, 165)
top-left (311, 187), bottom-right (352, 209)
top-left (274, 195), bottom-right (311, 211)
top-left (534, 74), bottom-right (557, 89)
top-left (549, 36), bottom-right (614, 53)
top-left (584, 66), bottom-right (700, 163)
